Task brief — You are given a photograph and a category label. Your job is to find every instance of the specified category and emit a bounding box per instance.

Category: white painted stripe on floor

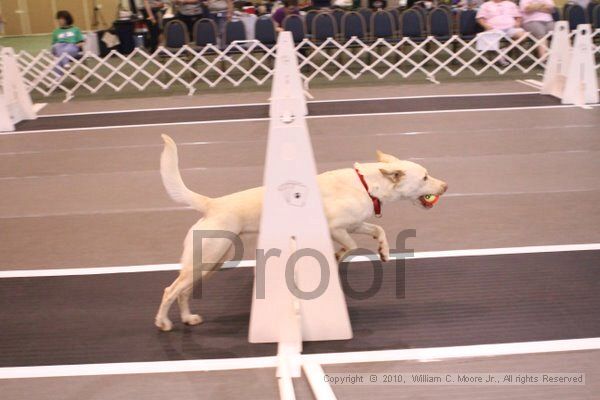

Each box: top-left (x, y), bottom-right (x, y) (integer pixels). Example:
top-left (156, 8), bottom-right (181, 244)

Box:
top-left (39, 91), bottom-right (537, 118)
top-left (303, 337), bottom-right (600, 366)
top-left (517, 79), bottom-right (542, 90)
top-left (0, 356), bottom-right (279, 379)
top-left (303, 363), bottom-right (337, 400)
top-left (1, 337), bottom-right (598, 380)
top-left (1, 243), bottom-right (598, 278)
top-left (10, 104), bottom-right (599, 135)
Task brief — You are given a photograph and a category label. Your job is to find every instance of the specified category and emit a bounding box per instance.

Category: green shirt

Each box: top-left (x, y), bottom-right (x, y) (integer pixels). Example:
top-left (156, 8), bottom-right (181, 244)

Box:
top-left (52, 26), bottom-right (84, 45)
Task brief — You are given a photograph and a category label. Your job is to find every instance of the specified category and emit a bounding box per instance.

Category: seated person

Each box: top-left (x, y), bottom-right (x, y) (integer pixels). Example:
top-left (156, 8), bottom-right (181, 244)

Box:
top-left (143, 0), bottom-right (165, 53)
top-left (520, 0), bottom-right (555, 57)
top-left (272, 0), bottom-right (300, 30)
top-left (51, 10), bottom-right (84, 73)
top-left (174, 0), bottom-right (204, 39)
top-left (476, 0), bottom-right (525, 39)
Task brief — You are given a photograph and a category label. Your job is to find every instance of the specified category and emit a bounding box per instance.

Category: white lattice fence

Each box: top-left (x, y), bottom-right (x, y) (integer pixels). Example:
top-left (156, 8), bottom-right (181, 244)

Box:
top-left (2, 29), bottom-right (600, 101)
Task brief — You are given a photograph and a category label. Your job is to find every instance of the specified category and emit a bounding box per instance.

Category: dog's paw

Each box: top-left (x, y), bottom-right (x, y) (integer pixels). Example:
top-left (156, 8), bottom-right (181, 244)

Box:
top-left (182, 314), bottom-right (203, 326)
top-left (155, 317), bottom-right (173, 332)
top-left (335, 248), bottom-right (346, 262)
top-left (379, 246), bottom-right (391, 262)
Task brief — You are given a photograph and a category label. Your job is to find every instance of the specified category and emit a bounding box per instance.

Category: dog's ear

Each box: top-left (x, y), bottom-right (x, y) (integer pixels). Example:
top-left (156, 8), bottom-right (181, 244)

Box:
top-left (379, 167), bottom-right (405, 183)
top-left (376, 150), bottom-right (401, 163)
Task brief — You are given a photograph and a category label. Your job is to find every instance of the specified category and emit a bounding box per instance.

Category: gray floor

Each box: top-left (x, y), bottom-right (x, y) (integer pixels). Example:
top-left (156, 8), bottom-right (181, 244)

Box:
top-left (0, 79), bottom-right (599, 399)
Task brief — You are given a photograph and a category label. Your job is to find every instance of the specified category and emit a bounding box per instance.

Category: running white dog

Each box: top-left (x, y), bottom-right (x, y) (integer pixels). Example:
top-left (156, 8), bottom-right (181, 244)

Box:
top-left (155, 134), bottom-right (448, 331)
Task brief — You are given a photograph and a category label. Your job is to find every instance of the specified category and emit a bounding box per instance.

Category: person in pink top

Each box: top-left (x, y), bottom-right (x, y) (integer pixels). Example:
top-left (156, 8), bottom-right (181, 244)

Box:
top-left (476, 0), bottom-right (525, 39)
top-left (520, 0), bottom-right (555, 57)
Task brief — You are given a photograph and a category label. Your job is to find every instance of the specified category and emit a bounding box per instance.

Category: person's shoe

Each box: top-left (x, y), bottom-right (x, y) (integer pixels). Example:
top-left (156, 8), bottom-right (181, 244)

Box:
top-left (497, 57), bottom-right (509, 67)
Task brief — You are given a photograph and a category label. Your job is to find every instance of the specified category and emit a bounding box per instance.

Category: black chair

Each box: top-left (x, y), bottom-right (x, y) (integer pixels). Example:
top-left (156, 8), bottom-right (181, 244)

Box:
top-left (164, 20), bottom-right (189, 49)
top-left (224, 20), bottom-right (246, 46)
top-left (282, 14), bottom-right (307, 43)
top-left (358, 8), bottom-right (373, 32)
top-left (255, 17), bottom-right (277, 46)
top-left (457, 9), bottom-right (478, 40)
top-left (565, 4), bottom-right (586, 30)
top-left (341, 11), bottom-right (366, 41)
top-left (400, 9), bottom-right (425, 41)
top-left (306, 10), bottom-right (320, 35)
top-left (371, 10), bottom-right (396, 41)
top-left (593, 3), bottom-right (600, 29)
top-left (389, 8), bottom-right (401, 34)
top-left (332, 9), bottom-right (346, 36)
top-left (586, 2), bottom-right (596, 23)
top-left (551, 7), bottom-right (561, 22)
top-left (312, 12), bottom-right (338, 43)
top-left (428, 7), bottom-right (452, 41)
top-left (192, 18), bottom-right (218, 48)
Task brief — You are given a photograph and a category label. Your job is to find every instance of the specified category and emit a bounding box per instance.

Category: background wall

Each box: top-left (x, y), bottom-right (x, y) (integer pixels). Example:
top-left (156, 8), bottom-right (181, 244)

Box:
top-left (0, 0), bottom-right (121, 35)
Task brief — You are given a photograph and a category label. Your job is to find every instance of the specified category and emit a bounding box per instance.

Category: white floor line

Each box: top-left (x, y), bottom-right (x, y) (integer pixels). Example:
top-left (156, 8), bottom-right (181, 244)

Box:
top-left (517, 79), bottom-right (542, 90)
top-left (39, 91), bottom-right (537, 118)
top-left (1, 337), bottom-right (598, 380)
top-left (11, 104), bottom-right (599, 135)
top-left (1, 243), bottom-right (598, 278)
top-left (302, 337), bottom-right (600, 366)
top-left (303, 363), bottom-right (337, 400)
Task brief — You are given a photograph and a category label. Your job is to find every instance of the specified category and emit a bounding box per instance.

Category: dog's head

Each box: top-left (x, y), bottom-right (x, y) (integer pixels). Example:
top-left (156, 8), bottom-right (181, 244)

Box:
top-left (367, 150), bottom-right (448, 209)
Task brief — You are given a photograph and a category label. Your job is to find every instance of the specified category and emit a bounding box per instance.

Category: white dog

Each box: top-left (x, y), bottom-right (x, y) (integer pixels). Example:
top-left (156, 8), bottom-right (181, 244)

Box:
top-left (155, 134), bottom-right (448, 331)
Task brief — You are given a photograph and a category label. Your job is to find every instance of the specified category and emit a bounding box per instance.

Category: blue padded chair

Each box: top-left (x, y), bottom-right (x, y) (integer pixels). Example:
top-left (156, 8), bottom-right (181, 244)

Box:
top-left (255, 17), bottom-right (277, 46)
top-left (587, 2), bottom-right (596, 24)
top-left (457, 9), bottom-right (478, 40)
top-left (341, 11), bottom-right (366, 41)
top-left (192, 18), bottom-right (217, 48)
top-left (593, 3), bottom-right (600, 29)
top-left (389, 8), bottom-right (401, 34)
top-left (282, 14), bottom-right (306, 43)
top-left (306, 10), bottom-right (320, 35)
top-left (371, 10), bottom-right (396, 41)
top-left (358, 8), bottom-right (373, 32)
top-left (332, 9), bottom-right (346, 36)
top-left (164, 20), bottom-right (189, 49)
top-left (400, 9), bottom-right (425, 41)
top-left (312, 12), bottom-right (338, 43)
top-left (224, 20), bottom-right (246, 46)
top-left (428, 7), bottom-right (452, 41)
top-left (565, 4), bottom-right (586, 30)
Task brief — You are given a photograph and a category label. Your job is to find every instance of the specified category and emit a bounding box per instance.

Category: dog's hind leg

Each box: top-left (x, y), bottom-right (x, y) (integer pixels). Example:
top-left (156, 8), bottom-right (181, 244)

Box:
top-left (155, 225), bottom-right (237, 331)
top-left (177, 249), bottom-right (229, 326)
top-left (331, 228), bottom-right (357, 262)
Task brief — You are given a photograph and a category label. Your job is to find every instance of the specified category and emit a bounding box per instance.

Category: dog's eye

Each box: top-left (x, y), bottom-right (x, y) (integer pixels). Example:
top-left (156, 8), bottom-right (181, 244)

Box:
top-left (423, 176), bottom-right (428, 181)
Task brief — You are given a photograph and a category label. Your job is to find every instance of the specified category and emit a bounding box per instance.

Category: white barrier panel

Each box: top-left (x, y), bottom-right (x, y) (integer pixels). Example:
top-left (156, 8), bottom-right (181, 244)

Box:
top-left (0, 47), bottom-right (37, 132)
top-left (541, 21), bottom-right (570, 98)
top-left (248, 32), bottom-right (352, 378)
top-left (562, 24), bottom-right (599, 106)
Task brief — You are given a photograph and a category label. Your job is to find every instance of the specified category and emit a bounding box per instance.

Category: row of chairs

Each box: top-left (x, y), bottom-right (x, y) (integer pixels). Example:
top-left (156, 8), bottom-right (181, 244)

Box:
top-left (164, 8), bottom-right (482, 51)
top-left (163, 4), bottom-right (600, 51)
top-left (563, 3), bottom-right (600, 30)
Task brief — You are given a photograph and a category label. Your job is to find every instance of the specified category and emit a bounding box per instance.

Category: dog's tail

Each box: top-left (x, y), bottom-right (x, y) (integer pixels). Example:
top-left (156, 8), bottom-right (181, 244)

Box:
top-left (160, 134), bottom-right (211, 213)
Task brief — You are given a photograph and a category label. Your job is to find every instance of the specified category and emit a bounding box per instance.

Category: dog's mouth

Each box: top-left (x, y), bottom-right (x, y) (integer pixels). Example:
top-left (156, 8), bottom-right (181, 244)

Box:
top-left (419, 194), bottom-right (440, 209)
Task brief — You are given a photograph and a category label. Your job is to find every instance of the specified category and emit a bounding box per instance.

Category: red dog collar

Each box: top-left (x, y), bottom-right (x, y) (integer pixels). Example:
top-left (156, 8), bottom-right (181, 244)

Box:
top-left (355, 168), bottom-right (382, 218)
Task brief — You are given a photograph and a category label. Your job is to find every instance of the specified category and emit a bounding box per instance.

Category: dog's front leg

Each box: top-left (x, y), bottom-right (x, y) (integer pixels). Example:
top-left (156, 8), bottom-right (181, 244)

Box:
top-left (331, 228), bottom-right (357, 262)
top-left (354, 222), bottom-right (390, 261)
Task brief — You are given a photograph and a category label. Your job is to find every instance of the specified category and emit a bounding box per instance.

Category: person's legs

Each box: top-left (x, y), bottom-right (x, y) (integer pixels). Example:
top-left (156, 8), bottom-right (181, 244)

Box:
top-left (523, 21), bottom-right (550, 58)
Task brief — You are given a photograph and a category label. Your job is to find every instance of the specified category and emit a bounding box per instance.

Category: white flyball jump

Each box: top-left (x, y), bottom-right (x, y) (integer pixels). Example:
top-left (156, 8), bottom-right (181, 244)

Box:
top-left (542, 22), bottom-right (599, 106)
top-left (0, 47), bottom-right (39, 132)
top-left (248, 30), bottom-right (352, 389)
